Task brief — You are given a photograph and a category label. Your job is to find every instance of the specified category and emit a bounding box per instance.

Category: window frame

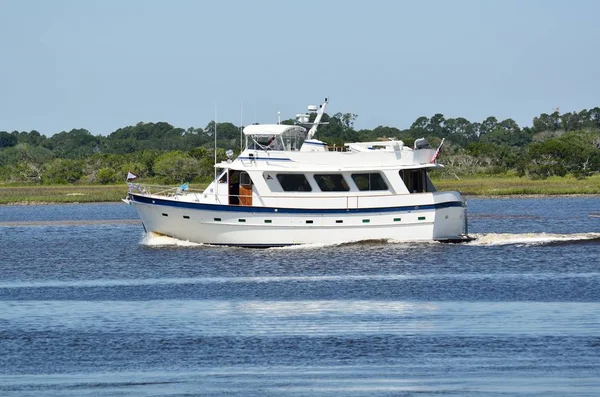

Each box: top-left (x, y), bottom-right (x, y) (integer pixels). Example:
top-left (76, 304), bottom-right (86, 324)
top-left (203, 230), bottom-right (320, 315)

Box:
top-left (313, 173), bottom-right (350, 192)
top-left (351, 173), bottom-right (388, 191)
top-left (276, 173), bottom-right (313, 192)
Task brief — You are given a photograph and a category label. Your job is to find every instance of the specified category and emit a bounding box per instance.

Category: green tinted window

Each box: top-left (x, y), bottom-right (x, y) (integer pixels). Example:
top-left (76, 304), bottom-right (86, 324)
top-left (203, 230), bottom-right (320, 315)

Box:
top-left (276, 174), bottom-right (312, 192)
top-left (314, 174), bottom-right (349, 192)
top-left (351, 173), bottom-right (388, 191)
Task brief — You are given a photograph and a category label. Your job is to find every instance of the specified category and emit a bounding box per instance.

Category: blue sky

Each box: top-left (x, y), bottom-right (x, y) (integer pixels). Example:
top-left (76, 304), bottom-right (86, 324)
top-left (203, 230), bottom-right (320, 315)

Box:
top-left (1, 0), bottom-right (598, 136)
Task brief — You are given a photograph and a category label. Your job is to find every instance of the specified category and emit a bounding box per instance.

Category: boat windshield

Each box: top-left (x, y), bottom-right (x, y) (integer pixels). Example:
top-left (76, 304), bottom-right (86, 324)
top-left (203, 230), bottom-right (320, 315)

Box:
top-left (247, 134), bottom-right (284, 151)
top-left (246, 129), bottom-right (305, 151)
top-left (281, 128), bottom-right (305, 151)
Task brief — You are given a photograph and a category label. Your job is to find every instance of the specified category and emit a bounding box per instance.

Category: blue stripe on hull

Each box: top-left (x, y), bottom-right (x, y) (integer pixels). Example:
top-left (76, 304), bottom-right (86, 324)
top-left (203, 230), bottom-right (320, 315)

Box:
top-left (129, 193), bottom-right (464, 214)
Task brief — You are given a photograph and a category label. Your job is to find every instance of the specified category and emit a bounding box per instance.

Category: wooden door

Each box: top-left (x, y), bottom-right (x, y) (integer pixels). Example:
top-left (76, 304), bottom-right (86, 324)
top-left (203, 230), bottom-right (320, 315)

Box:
top-left (239, 172), bottom-right (252, 206)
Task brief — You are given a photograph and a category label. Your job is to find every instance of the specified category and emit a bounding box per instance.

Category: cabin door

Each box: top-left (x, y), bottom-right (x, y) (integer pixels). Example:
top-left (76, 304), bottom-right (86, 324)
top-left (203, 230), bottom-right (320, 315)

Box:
top-left (239, 172), bottom-right (253, 206)
top-left (228, 170), bottom-right (240, 205)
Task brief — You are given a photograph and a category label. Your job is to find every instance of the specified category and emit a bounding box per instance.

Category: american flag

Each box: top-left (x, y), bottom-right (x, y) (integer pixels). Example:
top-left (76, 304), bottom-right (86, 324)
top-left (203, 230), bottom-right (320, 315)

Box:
top-left (430, 138), bottom-right (445, 163)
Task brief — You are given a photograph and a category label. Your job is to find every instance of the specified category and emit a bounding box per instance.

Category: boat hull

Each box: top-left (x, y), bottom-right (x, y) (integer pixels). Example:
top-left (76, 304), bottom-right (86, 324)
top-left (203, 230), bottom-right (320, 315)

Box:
top-left (128, 193), bottom-right (468, 247)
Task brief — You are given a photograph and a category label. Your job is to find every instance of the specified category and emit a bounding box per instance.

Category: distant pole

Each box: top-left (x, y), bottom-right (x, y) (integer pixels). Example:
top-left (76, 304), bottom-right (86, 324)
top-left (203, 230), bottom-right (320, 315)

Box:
top-left (240, 102), bottom-right (243, 151)
top-left (278, 111), bottom-right (281, 125)
top-left (214, 104), bottom-right (217, 199)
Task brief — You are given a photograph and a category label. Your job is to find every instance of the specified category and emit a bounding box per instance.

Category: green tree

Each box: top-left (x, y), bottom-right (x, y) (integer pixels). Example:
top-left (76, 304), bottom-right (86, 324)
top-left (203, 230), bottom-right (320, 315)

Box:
top-left (410, 116), bottom-right (429, 132)
top-left (427, 113), bottom-right (445, 136)
top-left (0, 131), bottom-right (18, 148)
top-left (15, 144), bottom-right (53, 182)
top-left (43, 129), bottom-right (100, 158)
top-left (153, 151), bottom-right (201, 184)
top-left (96, 167), bottom-right (119, 184)
top-left (479, 116), bottom-right (498, 137)
top-left (42, 159), bottom-right (84, 184)
top-left (526, 131), bottom-right (600, 178)
top-left (17, 130), bottom-right (46, 146)
top-left (588, 107), bottom-right (600, 128)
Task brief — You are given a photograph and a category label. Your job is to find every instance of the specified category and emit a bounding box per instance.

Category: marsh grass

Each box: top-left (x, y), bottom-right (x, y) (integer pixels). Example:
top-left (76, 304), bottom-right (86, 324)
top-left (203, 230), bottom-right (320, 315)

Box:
top-left (432, 174), bottom-right (600, 196)
top-left (0, 185), bottom-right (128, 205)
top-left (1, 176), bottom-right (599, 204)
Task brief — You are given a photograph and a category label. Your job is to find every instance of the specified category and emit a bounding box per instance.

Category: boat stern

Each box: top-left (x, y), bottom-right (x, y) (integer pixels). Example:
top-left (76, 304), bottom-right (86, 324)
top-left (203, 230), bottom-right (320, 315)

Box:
top-left (431, 191), bottom-right (472, 242)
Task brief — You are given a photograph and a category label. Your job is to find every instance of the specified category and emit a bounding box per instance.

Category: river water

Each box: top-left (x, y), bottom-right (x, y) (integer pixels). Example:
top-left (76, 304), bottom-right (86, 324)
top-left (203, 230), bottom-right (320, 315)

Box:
top-left (0, 197), bottom-right (599, 396)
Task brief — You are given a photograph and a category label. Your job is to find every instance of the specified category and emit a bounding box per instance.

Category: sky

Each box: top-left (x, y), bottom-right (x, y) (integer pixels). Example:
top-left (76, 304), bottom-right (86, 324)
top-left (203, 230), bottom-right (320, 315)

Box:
top-left (1, 0), bottom-right (599, 136)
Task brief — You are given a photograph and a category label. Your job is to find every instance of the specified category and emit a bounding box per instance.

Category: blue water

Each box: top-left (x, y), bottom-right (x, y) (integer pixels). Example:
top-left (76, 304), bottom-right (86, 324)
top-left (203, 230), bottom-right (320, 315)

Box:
top-left (1, 197), bottom-right (599, 396)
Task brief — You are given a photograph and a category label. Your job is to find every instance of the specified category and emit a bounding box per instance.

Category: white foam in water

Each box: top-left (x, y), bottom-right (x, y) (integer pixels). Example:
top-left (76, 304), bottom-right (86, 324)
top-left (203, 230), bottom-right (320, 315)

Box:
top-left (468, 232), bottom-right (600, 246)
top-left (141, 232), bottom-right (202, 247)
top-left (139, 231), bottom-right (600, 249)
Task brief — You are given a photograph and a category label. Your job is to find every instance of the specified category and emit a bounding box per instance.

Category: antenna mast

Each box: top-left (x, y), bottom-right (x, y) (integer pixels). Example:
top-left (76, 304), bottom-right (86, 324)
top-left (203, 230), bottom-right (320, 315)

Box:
top-left (214, 104), bottom-right (217, 199)
top-left (240, 102), bottom-right (243, 151)
top-left (307, 98), bottom-right (328, 139)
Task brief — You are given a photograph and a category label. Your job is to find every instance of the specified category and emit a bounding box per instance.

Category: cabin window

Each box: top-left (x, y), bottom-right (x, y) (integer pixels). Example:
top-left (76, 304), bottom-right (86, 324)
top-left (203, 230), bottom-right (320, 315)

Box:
top-left (314, 174), bottom-right (349, 192)
top-left (351, 173), bottom-right (388, 191)
top-left (276, 174), bottom-right (312, 192)
top-left (400, 169), bottom-right (428, 193)
top-left (240, 172), bottom-right (252, 185)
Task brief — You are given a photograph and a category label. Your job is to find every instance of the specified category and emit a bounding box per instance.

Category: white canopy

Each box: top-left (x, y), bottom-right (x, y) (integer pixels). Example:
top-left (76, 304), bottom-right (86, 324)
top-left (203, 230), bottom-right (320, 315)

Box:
top-left (243, 124), bottom-right (306, 136)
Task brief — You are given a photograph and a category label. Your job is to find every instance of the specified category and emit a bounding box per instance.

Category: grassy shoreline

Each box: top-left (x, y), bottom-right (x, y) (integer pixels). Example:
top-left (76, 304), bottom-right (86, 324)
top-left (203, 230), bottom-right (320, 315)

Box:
top-left (1, 175), bottom-right (600, 205)
top-left (0, 185), bottom-right (129, 205)
top-left (434, 174), bottom-right (600, 196)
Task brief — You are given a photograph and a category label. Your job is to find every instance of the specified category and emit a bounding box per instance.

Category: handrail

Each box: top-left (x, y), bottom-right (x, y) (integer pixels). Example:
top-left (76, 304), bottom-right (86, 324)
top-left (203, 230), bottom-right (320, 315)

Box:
top-left (127, 183), bottom-right (204, 196)
top-left (128, 183), bottom-right (434, 202)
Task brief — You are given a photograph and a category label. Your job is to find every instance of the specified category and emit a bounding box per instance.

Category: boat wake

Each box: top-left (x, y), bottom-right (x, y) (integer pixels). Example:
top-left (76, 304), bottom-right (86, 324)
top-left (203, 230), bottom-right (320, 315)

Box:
top-left (139, 231), bottom-right (600, 249)
top-left (141, 232), bottom-right (202, 247)
top-left (468, 232), bottom-right (600, 247)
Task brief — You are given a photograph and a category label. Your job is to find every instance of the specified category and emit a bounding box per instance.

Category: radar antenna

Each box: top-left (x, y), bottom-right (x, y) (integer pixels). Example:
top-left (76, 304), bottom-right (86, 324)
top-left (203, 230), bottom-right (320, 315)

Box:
top-left (295, 98), bottom-right (329, 139)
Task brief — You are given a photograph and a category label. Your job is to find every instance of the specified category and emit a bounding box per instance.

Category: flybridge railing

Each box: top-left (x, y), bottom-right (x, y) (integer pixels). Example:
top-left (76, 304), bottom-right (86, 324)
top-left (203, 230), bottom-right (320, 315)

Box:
top-left (127, 183), bottom-right (204, 197)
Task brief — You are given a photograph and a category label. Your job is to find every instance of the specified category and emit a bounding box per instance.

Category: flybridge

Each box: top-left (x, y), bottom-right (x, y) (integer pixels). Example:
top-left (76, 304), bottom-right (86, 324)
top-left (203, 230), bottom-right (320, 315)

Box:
top-left (242, 99), bottom-right (330, 153)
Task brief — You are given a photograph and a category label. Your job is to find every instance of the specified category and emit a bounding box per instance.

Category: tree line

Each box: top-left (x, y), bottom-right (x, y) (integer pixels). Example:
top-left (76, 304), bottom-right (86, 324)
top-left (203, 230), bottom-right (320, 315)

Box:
top-left (1, 107), bottom-right (599, 185)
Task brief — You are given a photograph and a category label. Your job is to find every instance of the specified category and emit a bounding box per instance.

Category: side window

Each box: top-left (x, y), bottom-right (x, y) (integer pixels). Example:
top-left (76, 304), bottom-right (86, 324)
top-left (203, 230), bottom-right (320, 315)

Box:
top-left (400, 169), bottom-right (426, 193)
top-left (276, 174), bottom-right (312, 192)
top-left (351, 173), bottom-right (388, 191)
top-left (314, 174), bottom-right (349, 192)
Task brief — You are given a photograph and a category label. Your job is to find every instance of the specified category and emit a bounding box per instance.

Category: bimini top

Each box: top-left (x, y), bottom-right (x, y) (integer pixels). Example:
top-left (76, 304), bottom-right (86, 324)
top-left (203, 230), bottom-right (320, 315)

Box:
top-left (243, 124), bottom-right (306, 136)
